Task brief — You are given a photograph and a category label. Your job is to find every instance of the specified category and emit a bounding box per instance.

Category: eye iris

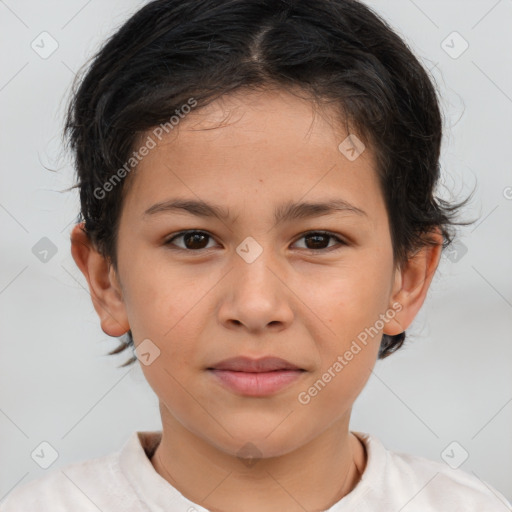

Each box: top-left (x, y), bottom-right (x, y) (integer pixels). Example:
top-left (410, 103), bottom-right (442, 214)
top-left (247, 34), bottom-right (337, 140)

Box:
top-left (184, 232), bottom-right (209, 249)
top-left (306, 234), bottom-right (329, 250)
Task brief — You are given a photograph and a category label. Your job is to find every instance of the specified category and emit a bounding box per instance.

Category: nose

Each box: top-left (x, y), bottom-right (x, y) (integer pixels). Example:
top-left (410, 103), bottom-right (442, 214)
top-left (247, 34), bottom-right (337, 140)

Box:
top-left (217, 243), bottom-right (294, 334)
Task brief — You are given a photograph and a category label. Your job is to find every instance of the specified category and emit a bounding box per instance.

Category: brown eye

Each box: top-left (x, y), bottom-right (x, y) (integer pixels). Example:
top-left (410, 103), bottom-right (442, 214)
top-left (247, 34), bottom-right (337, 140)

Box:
top-left (293, 231), bottom-right (346, 252)
top-left (165, 231), bottom-right (216, 251)
top-left (164, 230), bottom-right (346, 254)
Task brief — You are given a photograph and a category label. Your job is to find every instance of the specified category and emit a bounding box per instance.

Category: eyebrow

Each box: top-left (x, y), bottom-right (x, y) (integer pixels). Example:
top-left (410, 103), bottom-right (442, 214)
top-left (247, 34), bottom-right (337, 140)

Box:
top-left (143, 197), bottom-right (368, 225)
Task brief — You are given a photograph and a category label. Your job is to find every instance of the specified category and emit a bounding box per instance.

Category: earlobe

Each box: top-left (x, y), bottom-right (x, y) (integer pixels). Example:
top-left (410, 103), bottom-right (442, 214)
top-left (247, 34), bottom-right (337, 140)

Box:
top-left (70, 223), bottom-right (130, 337)
top-left (383, 228), bottom-right (443, 336)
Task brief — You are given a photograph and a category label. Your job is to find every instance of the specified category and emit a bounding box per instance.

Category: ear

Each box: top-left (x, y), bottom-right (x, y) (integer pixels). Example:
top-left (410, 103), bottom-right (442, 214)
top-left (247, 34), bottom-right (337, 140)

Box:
top-left (70, 222), bottom-right (130, 337)
top-left (383, 227), bottom-right (443, 336)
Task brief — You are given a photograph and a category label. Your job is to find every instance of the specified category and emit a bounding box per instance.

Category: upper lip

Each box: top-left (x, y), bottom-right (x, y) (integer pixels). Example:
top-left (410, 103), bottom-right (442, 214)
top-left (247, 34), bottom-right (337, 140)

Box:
top-left (208, 356), bottom-right (303, 372)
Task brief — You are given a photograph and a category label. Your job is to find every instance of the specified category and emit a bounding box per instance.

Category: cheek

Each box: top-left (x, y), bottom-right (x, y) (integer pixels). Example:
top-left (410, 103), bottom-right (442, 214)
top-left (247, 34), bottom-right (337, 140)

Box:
top-left (121, 261), bottom-right (196, 335)
top-left (316, 263), bottom-right (391, 330)
top-left (121, 272), bottom-right (206, 391)
top-left (295, 330), bottom-right (379, 422)
top-left (313, 350), bottom-right (376, 415)
top-left (308, 258), bottom-right (392, 378)
top-left (136, 324), bottom-right (203, 413)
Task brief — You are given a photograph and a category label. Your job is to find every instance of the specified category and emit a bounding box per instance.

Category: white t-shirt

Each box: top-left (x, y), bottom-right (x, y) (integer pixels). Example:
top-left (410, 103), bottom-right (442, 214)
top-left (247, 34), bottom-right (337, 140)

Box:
top-left (1, 430), bottom-right (510, 511)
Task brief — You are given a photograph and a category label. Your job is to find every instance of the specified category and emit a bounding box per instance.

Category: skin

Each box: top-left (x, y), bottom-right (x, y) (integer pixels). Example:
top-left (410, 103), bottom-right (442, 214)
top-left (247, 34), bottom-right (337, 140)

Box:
top-left (70, 87), bottom-right (442, 512)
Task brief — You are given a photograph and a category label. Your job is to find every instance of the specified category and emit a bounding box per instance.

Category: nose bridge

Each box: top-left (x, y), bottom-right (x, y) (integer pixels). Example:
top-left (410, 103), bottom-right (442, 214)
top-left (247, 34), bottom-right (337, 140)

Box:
top-left (233, 233), bottom-right (280, 288)
top-left (221, 194), bottom-right (290, 295)
top-left (217, 233), bottom-right (294, 331)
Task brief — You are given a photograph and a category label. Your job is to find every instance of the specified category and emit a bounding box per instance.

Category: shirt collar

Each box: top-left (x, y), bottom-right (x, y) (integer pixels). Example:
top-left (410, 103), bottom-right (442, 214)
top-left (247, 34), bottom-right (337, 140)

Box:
top-left (118, 430), bottom-right (381, 511)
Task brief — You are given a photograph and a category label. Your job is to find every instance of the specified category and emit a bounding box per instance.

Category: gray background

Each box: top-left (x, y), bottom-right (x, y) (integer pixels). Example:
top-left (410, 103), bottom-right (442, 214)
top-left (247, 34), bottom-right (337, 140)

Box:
top-left (1, 0), bottom-right (511, 504)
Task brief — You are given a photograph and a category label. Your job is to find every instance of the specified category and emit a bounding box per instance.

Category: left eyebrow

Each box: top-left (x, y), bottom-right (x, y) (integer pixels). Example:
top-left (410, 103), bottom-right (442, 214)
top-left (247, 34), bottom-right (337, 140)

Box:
top-left (142, 197), bottom-right (368, 225)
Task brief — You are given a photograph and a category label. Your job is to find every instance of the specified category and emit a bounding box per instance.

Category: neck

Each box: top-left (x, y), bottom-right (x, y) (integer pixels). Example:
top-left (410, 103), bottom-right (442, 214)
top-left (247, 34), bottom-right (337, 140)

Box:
top-left (150, 405), bottom-right (367, 512)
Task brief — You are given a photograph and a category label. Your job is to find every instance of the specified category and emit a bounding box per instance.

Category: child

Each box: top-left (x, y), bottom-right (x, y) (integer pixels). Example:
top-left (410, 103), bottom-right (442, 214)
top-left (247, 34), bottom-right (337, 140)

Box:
top-left (2, 0), bottom-right (510, 510)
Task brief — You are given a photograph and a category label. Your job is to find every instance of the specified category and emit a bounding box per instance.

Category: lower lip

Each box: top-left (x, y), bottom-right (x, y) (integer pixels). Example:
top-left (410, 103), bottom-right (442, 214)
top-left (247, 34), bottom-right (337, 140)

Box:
top-left (208, 369), bottom-right (305, 396)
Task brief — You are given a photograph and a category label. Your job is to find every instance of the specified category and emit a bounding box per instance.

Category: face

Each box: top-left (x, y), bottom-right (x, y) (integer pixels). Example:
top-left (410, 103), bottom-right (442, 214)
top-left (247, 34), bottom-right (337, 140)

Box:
top-left (73, 87), bottom-right (438, 459)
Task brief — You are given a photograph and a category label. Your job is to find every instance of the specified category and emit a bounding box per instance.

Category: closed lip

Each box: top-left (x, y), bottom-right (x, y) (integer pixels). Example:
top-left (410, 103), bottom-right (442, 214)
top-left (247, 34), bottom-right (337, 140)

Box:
top-left (208, 356), bottom-right (304, 372)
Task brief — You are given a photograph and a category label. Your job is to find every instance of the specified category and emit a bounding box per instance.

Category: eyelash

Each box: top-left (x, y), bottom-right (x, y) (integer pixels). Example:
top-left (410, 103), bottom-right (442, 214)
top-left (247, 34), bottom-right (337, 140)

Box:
top-left (163, 230), bottom-right (347, 254)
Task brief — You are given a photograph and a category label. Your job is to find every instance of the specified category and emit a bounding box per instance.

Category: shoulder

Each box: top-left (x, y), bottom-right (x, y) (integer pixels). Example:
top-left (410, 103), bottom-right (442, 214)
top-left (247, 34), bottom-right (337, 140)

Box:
top-left (386, 449), bottom-right (510, 510)
top-left (0, 443), bottom-right (134, 512)
top-left (352, 432), bottom-right (512, 511)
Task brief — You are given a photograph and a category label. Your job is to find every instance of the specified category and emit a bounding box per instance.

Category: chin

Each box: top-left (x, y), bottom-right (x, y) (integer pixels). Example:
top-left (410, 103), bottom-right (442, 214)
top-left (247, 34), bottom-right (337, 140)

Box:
top-left (207, 424), bottom-right (312, 461)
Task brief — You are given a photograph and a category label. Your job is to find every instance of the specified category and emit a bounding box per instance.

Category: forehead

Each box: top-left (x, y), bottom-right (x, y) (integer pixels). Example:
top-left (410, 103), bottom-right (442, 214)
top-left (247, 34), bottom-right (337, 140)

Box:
top-left (122, 88), bottom-right (385, 228)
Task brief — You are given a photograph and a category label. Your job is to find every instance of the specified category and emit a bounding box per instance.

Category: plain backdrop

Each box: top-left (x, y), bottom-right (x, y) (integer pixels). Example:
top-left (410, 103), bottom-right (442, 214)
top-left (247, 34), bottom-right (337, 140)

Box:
top-left (1, 0), bottom-right (511, 504)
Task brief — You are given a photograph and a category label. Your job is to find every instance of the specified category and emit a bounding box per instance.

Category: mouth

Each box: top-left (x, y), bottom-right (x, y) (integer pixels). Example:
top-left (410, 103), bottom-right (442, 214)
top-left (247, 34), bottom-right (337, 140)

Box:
top-left (208, 356), bottom-right (303, 373)
top-left (207, 356), bottom-right (306, 397)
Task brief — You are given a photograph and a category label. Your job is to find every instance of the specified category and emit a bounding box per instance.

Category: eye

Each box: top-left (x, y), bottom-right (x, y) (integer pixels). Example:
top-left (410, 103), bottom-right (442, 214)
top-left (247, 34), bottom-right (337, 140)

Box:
top-left (164, 230), bottom-right (218, 251)
top-left (292, 231), bottom-right (347, 252)
top-left (164, 230), bottom-right (346, 253)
